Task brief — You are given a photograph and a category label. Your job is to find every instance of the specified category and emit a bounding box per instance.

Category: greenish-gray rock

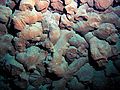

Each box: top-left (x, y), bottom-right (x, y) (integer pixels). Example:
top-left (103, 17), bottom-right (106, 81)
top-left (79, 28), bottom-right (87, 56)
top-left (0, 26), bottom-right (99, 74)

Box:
top-left (75, 63), bottom-right (94, 82)
top-left (67, 77), bottom-right (86, 90)
top-left (105, 60), bottom-right (120, 77)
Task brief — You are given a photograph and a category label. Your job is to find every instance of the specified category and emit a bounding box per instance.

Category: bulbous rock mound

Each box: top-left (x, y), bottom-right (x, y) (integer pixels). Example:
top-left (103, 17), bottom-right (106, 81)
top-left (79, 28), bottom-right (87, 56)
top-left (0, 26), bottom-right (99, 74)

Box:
top-left (0, 0), bottom-right (120, 90)
top-left (94, 0), bottom-right (114, 10)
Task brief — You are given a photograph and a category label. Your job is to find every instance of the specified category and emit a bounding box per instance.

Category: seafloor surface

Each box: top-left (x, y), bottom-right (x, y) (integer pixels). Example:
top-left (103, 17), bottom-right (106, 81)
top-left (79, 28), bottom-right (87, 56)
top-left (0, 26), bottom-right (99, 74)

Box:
top-left (0, 0), bottom-right (120, 90)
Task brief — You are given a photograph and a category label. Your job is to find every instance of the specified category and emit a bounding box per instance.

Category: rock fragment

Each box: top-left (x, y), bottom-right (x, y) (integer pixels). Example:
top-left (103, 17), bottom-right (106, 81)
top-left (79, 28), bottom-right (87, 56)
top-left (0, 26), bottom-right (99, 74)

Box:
top-left (60, 14), bottom-right (74, 29)
top-left (29, 70), bottom-right (45, 87)
top-left (105, 60), bottom-right (120, 77)
top-left (42, 11), bottom-right (60, 44)
top-left (35, 0), bottom-right (50, 12)
top-left (65, 1), bottom-right (77, 15)
top-left (13, 37), bottom-right (27, 52)
top-left (3, 54), bottom-right (24, 76)
top-left (100, 12), bottom-right (120, 28)
top-left (13, 10), bottom-right (43, 31)
top-left (85, 32), bottom-right (111, 67)
top-left (52, 78), bottom-right (67, 90)
top-left (65, 46), bottom-right (78, 63)
top-left (19, 0), bottom-right (36, 11)
top-left (16, 46), bottom-right (41, 71)
top-left (94, 0), bottom-right (113, 10)
top-left (0, 5), bottom-right (12, 23)
top-left (0, 23), bottom-right (7, 35)
top-left (0, 34), bottom-right (15, 59)
top-left (18, 22), bottom-right (43, 40)
top-left (75, 63), bottom-right (94, 82)
top-left (93, 23), bottom-right (118, 40)
top-left (50, 0), bottom-right (64, 12)
top-left (67, 77), bottom-right (85, 90)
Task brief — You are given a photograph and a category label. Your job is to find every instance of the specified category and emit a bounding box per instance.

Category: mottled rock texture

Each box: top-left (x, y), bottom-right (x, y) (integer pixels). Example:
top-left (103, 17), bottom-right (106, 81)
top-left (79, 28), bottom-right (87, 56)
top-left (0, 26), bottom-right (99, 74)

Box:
top-left (0, 0), bottom-right (120, 90)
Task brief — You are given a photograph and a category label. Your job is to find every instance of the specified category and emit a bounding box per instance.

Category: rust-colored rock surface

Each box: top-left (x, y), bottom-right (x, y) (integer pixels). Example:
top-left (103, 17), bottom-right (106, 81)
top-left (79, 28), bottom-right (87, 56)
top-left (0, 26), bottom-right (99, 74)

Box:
top-left (94, 0), bottom-right (113, 10)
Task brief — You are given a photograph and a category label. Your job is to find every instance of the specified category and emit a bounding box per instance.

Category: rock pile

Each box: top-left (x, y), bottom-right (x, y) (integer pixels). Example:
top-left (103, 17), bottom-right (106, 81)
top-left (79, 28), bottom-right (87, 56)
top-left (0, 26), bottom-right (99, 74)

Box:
top-left (0, 0), bottom-right (120, 90)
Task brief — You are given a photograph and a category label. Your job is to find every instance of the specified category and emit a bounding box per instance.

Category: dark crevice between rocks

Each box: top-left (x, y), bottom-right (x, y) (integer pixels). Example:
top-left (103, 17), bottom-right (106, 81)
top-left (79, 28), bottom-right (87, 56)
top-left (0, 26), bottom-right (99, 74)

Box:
top-left (12, 0), bottom-right (21, 12)
top-left (76, 0), bottom-right (81, 8)
top-left (7, 20), bottom-right (19, 37)
top-left (61, 0), bottom-right (65, 6)
top-left (113, 0), bottom-right (120, 7)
